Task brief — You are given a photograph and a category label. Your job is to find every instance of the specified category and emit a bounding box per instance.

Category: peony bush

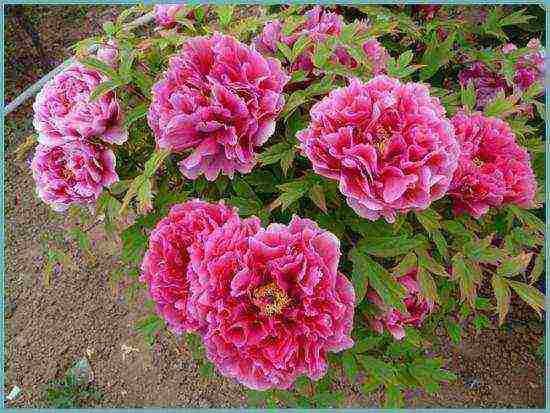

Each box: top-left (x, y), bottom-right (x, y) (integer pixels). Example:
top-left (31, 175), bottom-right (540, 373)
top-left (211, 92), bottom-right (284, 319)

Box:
top-left (21, 4), bottom-right (545, 408)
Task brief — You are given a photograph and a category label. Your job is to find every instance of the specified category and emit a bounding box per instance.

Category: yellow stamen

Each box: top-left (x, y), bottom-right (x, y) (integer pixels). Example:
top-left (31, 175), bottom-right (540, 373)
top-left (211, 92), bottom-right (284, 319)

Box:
top-left (253, 282), bottom-right (291, 316)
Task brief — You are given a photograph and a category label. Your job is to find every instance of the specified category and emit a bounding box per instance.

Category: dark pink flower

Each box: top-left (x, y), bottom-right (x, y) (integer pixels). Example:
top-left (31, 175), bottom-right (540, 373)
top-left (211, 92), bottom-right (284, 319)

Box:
top-left (31, 141), bottom-right (118, 212)
top-left (189, 216), bottom-right (355, 390)
top-left (514, 38), bottom-right (545, 91)
top-left (458, 62), bottom-right (509, 109)
top-left (140, 200), bottom-right (239, 334)
top-left (148, 34), bottom-right (289, 181)
top-left (361, 39), bottom-right (390, 75)
top-left (367, 268), bottom-right (434, 340)
top-left (449, 112), bottom-right (537, 218)
top-left (33, 63), bottom-right (127, 146)
top-left (298, 76), bottom-right (459, 223)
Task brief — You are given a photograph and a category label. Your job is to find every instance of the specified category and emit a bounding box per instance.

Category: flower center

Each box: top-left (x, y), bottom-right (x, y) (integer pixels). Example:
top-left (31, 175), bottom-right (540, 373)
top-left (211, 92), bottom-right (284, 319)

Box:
top-left (473, 157), bottom-right (484, 167)
top-left (375, 125), bottom-right (392, 153)
top-left (253, 282), bottom-right (290, 316)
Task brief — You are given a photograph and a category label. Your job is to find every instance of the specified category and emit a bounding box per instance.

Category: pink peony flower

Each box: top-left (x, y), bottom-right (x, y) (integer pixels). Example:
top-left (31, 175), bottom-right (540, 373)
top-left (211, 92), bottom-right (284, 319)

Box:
top-left (33, 63), bottom-right (127, 146)
top-left (96, 40), bottom-right (118, 67)
top-left (458, 62), bottom-right (509, 109)
top-left (140, 200), bottom-right (239, 334)
top-left (31, 141), bottom-right (118, 212)
top-left (297, 76), bottom-right (459, 223)
top-left (254, 7), bottom-right (388, 77)
top-left (148, 33), bottom-right (289, 181)
top-left (361, 39), bottom-right (390, 75)
top-left (367, 268), bottom-right (434, 340)
top-left (514, 38), bottom-right (545, 91)
top-left (189, 216), bottom-right (355, 390)
top-left (449, 112), bottom-right (537, 218)
top-left (254, 6), bottom-right (343, 75)
top-left (154, 4), bottom-right (186, 28)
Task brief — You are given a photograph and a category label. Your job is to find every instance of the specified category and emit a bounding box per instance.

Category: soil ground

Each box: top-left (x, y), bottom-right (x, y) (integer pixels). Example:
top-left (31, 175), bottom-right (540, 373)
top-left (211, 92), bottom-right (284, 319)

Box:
top-left (3, 5), bottom-right (545, 408)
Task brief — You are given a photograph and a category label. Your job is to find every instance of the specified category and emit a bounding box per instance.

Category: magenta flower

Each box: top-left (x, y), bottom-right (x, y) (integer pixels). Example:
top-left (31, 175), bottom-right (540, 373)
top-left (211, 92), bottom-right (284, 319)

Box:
top-left (298, 76), bottom-right (459, 223)
top-left (367, 268), bottom-right (434, 340)
top-left (458, 62), bottom-right (509, 109)
top-left (189, 216), bottom-right (355, 390)
top-left (361, 39), bottom-right (390, 75)
top-left (154, 4), bottom-right (186, 28)
top-left (148, 33), bottom-right (289, 181)
top-left (514, 38), bottom-right (545, 91)
top-left (33, 63), bottom-right (127, 146)
top-left (449, 112), bottom-right (537, 218)
top-left (140, 200), bottom-right (239, 334)
top-left (31, 141), bottom-right (118, 212)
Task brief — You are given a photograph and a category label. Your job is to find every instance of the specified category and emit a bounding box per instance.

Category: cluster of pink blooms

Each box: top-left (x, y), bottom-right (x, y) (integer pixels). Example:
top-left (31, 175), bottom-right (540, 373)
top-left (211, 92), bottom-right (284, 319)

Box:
top-left (448, 112), bottom-right (537, 218)
top-left (141, 199), bottom-right (355, 390)
top-left (148, 33), bottom-right (289, 181)
top-left (367, 268), bottom-right (435, 340)
top-left (297, 76), bottom-right (460, 223)
top-left (31, 63), bottom-right (126, 211)
top-left (458, 38), bottom-right (545, 110)
top-left (253, 6), bottom-right (389, 78)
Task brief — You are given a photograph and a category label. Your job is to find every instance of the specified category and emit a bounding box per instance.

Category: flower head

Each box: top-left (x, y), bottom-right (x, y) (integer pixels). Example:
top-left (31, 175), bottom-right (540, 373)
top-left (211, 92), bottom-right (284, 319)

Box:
top-left (148, 33), bottom-right (289, 181)
top-left (140, 200), bottom-right (239, 334)
top-left (189, 216), bottom-right (355, 390)
top-left (458, 62), bottom-right (509, 109)
top-left (31, 141), bottom-right (118, 212)
top-left (298, 76), bottom-right (459, 223)
top-left (367, 268), bottom-right (434, 340)
top-left (154, 4), bottom-right (186, 28)
top-left (449, 112), bottom-right (537, 218)
top-left (33, 63), bottom-right (127, 146)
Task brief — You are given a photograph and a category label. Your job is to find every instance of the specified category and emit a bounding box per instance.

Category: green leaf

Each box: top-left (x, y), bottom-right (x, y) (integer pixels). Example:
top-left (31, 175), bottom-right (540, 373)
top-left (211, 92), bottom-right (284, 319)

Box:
top-left (352, 337), bottom-right (383, 353)
top-left (229, 196), bottom-right (262, 217)
top-left (350, 249), bottom-right (407, 311)
top-left (144, 149), bottom-right (170, 177)
top-left (135, 315), bottom-right (164, 346)
top-left (281, 90), bottom-right (307, 119)
top-left (417, 251), bottom-right (449, 277)
top-left (473, 314), bottom-right (490, 331)
top-left (357, 355), bottom-right (395, 382)
top-left (78, 57), bottom-right (120, 80)
top-left (452, 254), bottom-right (480, 307)
top-left (492, 274), bottom-right (511, 325)
top-left (393, 251), bottom-right (417, 277)
top-left (508, 280), bottom-right (545, 317)
top-left (508, 205), bottom-right (544, 231)
top-left (291, 35), bottom-right (311, 61)
top-left (384, 384), bottom-right (404, 408)
top-left (342, 351), bottom-right (358, 383)
top-left (497, 252), bottom-right (532, 277)
top-left (269, 177), bottom-right (315, 212)
top-left (420, 32), bottom-right (455, 80)
top-left (120, 225), bottom-right (147, 265)
top-left (136, 178), bottom-right (153, 215)
top-left (123, 102), bottom-right (149, 128)
top-left (398, 50), bottom-right (414, 67)
top-left (460, 81), bottom-right (477, 111)
top-left (89, 80), bottom-right (119, 101)
top-left (415, 208), bottom-right (441, 233)
top-left (215, 5), bottom-right (234, 26)
top-left (277, 41), bottom-right (293, 62)
top-left (68, 227), bottom-right (92, 252)
top-left (484, 94), bottom-right (516, 118)
top-left (417, 267), bottom-right (439, 303)
top-left (356, 235), bottom-right (424, 258)
top-left (446, 321), bottom-right (462, 344)
top-left (529, 252), bottom-right (544, 285)
top-left (308, 184), bottom-right (327, 213)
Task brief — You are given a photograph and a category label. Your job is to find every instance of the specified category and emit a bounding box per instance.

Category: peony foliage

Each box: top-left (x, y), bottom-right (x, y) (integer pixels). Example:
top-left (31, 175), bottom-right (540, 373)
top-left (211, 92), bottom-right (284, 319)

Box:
top-left (21, 4), bottom-right (545, 408)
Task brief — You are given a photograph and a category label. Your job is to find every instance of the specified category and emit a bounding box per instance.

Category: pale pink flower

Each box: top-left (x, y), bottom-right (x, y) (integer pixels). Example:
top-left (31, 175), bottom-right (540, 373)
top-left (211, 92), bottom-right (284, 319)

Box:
top-left (33, 63), bottom-right (127, 146)
top-left (449, 112), bottom-right (537, 218)
top-left (148, 34), bottom-right (289, 181)
top-left (96, 40), bottom-right (118, 67)
top-left (189, 216), bottom-right (355, 390)
top-left (367, 268), bottom-right (434, 340)
top-left (298, 76), bottom-right (459, 223)
top-left (140, 200), bottom-right (239, 334)
top-left (458, 62), bottom-right (509, 109)
top-left (31, 141), bottom-right (118, 212)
